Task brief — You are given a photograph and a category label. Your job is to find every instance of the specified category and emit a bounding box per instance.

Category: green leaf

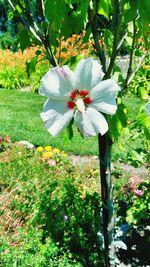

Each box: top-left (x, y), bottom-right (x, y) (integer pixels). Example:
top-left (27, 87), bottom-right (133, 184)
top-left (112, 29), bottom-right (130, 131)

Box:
top-left (113, 64), bottom-right (124, 84)
top-left (136, 113), bottom-right (150, 140)
top-left (107, 101), bottom-right (128, 141)
top-left (123, 0), bottom-right (138, 23)
top-left (137, 0), bottom-right (150, 25)
top-left (26, 56), bottom-right (38, 78)
top-left (67, 118), bottom-right (74, 139)
top-left (18, 28), bottom-right (31, 52)
top-left (98, 0), bottom-right (110, 19)
top-left (45, 0), bottom-right (67, 29)
top-left (104, 29), bottom-right (113, 53)
top-left (67, 54), bottom-right (84, 70)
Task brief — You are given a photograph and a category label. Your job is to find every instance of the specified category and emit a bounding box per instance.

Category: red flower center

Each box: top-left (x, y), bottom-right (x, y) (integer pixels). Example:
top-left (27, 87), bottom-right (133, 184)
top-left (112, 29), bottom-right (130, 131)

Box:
top-left (79, 90), bottom-right (89, 97)
top-left (67, 101), bottom-right (75, 110)
top-left (83, 97), bottom-right (93, 105)
top-left (67, 89), bottom-right (93, 110)
top-left (69, 90), bottom-right (77, 99)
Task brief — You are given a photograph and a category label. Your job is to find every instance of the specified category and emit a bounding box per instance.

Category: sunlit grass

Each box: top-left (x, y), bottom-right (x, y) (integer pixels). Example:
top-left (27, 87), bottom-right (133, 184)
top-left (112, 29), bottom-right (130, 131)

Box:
top-left (0, 89), bottom-right (98, 155)
top-left (0, 89), bottom-right (147, 162)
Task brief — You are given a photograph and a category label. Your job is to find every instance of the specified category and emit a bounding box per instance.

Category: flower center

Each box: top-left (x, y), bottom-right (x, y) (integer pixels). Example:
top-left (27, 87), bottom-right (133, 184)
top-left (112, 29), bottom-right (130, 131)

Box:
top-left (76, 99), bottom-right (85, 112)
top-left (67, 89), bottom-right (93, 112)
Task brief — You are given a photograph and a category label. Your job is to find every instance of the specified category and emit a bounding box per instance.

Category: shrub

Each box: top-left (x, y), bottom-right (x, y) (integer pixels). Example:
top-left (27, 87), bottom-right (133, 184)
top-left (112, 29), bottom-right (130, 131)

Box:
top-left (0, 47), bottom-right (49, 91)
top-left (114, 173), bottom-right (150, 225)
top-left (0, 143), bottom-right (104, 266)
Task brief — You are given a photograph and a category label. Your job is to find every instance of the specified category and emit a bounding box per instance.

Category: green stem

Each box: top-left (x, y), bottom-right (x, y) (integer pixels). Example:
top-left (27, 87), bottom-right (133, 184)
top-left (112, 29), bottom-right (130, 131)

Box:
top-left (98, 132), bottom-right (115, 267)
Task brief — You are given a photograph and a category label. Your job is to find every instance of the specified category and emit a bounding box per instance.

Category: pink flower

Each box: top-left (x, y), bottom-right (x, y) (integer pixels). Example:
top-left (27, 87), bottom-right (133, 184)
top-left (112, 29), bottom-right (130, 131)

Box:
top-left (134, 189), bottom-right (144, 197)
top-left (4, 136), bottom-right (11, 143)
top-left (129, 174), bottom-right (142, 191)
top-left (47, 159), bottom-right (56, 166)
top-left (0, 136), bottom-right (3, 142)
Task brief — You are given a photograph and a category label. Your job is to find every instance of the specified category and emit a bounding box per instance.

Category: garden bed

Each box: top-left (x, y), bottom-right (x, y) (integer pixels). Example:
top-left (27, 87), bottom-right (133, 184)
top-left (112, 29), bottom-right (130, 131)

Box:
top-left (0, 137), bottom-right (149, 266)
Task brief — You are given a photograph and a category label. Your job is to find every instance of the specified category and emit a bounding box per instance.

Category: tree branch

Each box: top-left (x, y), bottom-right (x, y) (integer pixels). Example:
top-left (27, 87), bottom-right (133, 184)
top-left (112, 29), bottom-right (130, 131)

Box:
top-left (7, 0), bottom-right (58, 67)
top-left (127, 53), bottom-right (147, 85)
top-left (104, 0), bottom-right (123, 79)
top-left (90, 0), bottom-right (106, 72)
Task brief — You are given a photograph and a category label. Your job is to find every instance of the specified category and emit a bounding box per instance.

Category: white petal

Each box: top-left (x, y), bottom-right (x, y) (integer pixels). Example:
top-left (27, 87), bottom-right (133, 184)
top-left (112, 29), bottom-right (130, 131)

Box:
top-left (74, 107), bottom-right (108, 136)
top-left (90, 79), bottom-right (120, 115)
top-left (41, 99), bottom-right (74, 137)
top-left (39, 65), bottom-right (76, 100)
top-left (75, 58), bottom-right (104, 91)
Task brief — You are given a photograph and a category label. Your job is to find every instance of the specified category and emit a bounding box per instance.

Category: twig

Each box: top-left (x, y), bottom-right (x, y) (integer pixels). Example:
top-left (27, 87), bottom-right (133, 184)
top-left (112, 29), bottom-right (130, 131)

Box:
top-left (123, 19), bottom-right (137, 88)
top-left (117, 32), bottom-right (128, 51)
top-left (126, 53), bottom-right (147, 87)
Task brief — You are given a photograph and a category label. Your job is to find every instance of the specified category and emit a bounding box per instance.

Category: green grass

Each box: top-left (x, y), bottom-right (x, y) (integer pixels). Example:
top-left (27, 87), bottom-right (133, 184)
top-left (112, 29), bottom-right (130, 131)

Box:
top-left (0, 89), bottom-right (98, 155)
top-left (0, 89), bottom-right (148, 163)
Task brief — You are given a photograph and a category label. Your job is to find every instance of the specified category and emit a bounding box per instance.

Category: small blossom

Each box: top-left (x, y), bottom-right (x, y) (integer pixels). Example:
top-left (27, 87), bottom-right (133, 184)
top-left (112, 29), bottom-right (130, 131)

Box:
top-left (45, 145), bottom-right (52, 151)
top-left (62, 151), bottom-right (67, 157)
top-left (129, 174), bottom-right (142, 191)
top-left (42, 151), bottom-right (53, 158)
top-left (4, 136), bottom-right (11, 143)
top-left (53, 148), bottom-right (60, 154)
top-left (47, 159), bottom-right (56, 166)
top-left (37, 146), bottom-right (44, 152)
top-left (134, 189), bottom-right (144, 197)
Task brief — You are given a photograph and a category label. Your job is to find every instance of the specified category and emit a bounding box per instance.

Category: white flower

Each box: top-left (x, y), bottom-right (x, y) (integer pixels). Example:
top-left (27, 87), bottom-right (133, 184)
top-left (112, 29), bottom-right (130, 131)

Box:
top-left (39, 58), bottom-right (120, 137)
top-left (145, 100), bottom-right (150, 116)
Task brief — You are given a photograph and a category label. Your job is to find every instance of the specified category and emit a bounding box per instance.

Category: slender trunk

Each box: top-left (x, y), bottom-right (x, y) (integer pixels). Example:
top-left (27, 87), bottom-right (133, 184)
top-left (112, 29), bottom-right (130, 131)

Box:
top-left (98, 132), bottom-right (115, 267)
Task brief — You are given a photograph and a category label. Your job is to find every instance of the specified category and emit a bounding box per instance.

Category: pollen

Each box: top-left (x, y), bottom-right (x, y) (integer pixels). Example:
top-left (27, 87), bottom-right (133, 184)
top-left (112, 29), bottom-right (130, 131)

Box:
top-left (76, 99), bottom-right (85, 112)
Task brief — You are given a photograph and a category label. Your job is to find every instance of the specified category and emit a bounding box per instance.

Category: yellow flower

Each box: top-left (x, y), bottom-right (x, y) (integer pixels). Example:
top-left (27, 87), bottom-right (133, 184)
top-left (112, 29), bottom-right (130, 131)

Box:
top-left (45, 146), bottom-right (52, 151)
top-left (62, 151), bottom-right (67, 157)
top-left (53, 148), bottom-right (60, 154)
top-left (37, 146), bottom-right (44, 152)
top-left (42, 152), bottom-right (53, 158)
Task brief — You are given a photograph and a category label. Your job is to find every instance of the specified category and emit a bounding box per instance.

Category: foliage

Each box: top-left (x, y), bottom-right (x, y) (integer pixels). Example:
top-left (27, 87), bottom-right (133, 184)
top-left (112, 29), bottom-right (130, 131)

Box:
top-left (2, 1), bottom-right (150, 265)
top-left (2, 0), bottom-right (150, 144)
top-left (0, 142), bottom-right (104, 266)
top-left (0, 32), bottom-right (17, 50)
top-left (114, 173), bottom-right (150, 225)
top-left (0, 140), bottom-right (149, 265)
top-left (0, 47), bottom-right (49, 90)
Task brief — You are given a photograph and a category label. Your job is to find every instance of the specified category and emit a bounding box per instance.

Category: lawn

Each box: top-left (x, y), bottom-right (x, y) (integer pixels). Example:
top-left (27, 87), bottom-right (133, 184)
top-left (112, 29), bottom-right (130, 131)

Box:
top-left (0, 89), bottom-right (148, 165)
top-left (0, 89), bottom-right (98, 155)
